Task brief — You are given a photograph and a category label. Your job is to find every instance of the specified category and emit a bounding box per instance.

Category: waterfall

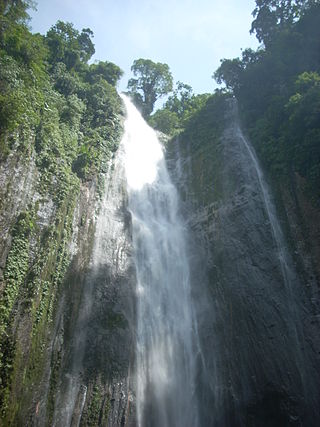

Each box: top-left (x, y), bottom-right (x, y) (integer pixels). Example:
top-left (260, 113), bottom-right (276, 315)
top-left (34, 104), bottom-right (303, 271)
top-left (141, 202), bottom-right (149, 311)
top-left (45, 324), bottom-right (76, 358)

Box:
top-left (121, 95), bottom-right (199, 427)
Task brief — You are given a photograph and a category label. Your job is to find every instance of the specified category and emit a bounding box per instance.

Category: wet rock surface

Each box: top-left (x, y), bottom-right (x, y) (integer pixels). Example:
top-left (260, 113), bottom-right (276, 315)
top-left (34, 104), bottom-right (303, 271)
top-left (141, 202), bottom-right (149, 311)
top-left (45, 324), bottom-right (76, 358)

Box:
top-left (168, 101), bottom-right (320, 426)
top-left (51, 148), bottom-right (136, 426)
top-left (0, 150), bottom-right (37, 281)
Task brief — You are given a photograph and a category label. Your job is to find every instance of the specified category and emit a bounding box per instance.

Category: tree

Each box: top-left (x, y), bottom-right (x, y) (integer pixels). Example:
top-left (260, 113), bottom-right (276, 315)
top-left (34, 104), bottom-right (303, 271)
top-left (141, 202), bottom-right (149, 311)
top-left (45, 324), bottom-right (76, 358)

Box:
top-left (165, 81), bottom-right (193, 117)
top-left (250, 0), bottom-right (312, 45)
top-left (213, 57), bottom-right (244, 91)
top-left (149, 85), bottom-right (211, 136)
top-left (148, 109), bottom-right (179, 135)
top-left (77, 28), bottom-right (95, 62)
top-left (285, 71), bottom-right (320, 186)
top-left (46, 21), bottom-right (95, 70)
top-left (86, 61), bottom-right (123, 87)
top-left (0, 0), bottom-right (35, 26)
top-left (0, 0), bottom-right (38, 58)
top-left (127, 58), bottom-right (173, 117)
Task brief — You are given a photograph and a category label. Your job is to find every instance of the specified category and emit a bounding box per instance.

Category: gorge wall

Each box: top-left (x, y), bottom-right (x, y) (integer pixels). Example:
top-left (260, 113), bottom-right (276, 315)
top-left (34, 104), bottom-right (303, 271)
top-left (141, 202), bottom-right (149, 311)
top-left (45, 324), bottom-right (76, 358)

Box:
top-left (168, 97), bottom-right (320, 426)
top-left (1, 94), bottom-right (320, 426)
top-left (0, 86), bottom-right (136, 425)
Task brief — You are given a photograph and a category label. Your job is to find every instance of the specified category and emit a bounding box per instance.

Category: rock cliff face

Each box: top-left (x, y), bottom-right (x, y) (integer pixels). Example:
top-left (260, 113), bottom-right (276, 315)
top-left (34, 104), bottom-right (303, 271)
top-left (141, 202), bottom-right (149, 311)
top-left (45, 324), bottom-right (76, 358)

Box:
top-left (49, 145), bottom-right (136, 427)
top-left (0, 130), bottom-right (135, 425)
top-left (168, 99), bottom-right (320, 426)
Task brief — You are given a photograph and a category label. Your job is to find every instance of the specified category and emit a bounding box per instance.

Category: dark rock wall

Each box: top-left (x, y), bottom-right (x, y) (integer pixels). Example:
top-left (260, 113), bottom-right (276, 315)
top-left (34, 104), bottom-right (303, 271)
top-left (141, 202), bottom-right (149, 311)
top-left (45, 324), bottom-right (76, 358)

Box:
top-left (168, 100), bottom-right (320, 427)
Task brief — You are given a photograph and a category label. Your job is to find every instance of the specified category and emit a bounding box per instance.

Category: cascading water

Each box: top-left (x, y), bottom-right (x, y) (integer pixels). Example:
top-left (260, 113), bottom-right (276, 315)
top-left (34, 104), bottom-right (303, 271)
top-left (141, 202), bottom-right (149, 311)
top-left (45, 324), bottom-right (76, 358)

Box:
top-left (121, 95), bottom-right (199, 427)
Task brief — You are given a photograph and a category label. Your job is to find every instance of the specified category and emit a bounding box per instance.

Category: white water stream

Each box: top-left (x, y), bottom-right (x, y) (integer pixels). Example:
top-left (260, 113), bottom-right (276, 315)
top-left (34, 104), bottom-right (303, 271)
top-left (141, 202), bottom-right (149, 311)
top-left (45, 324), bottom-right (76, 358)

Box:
top-left (121, 95), bottom-right (199, 427)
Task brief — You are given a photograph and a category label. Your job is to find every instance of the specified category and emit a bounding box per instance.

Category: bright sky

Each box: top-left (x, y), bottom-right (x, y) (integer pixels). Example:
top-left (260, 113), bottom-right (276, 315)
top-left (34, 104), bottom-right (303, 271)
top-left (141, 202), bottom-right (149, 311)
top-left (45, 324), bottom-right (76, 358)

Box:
top-left (30, 0), bottom-right (259, 96)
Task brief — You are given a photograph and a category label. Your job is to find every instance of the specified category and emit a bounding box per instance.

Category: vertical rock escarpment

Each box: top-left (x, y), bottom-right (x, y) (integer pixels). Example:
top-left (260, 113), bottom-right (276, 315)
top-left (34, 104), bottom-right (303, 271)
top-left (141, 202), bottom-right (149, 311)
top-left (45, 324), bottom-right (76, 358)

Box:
top-left (0, 17), bottom-right (127, 424)
top-left (169, 98), bottom-right (320, 426)
top-left (0, 114), bottom-right (136, 426)
top-left (51, 145), bottom-right (136, 427)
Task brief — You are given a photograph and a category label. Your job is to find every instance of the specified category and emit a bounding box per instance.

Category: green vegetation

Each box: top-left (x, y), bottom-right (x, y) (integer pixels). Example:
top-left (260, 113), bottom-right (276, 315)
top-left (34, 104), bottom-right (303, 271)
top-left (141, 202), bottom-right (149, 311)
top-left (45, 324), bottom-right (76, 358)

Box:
top-left (127, 58), bottom-right (173, 117)
top-left (250, 0), bottom-right (309, 46)
top-left (214, 0), bottom-right (320, 200)
top-left (174, 91), bottom-right (231, 205)
top-left (148, 81), bottom-right (211, 136)
top-left (126, 61), bottom-right (213, 136)
top-left (86, 384), bottom-right (103, 426)
top-left (0, 1), bottom-right (123, 422)
top-left (181, 91), bottom-right (228, 146)
top-left (79, 382), bottom-right (111, 427)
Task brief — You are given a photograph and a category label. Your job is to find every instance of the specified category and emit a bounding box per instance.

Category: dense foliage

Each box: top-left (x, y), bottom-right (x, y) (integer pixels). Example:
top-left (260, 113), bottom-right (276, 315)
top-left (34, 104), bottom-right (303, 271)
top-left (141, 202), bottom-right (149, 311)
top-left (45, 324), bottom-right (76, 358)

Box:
top-left (214, 0), bottom-right (320, 199)
top-left (0, 9), bottom-right (123, 175)
top-left (148, 81), bottom-right (211, 135)
top-left (250, 0), bottom-right (311, 45)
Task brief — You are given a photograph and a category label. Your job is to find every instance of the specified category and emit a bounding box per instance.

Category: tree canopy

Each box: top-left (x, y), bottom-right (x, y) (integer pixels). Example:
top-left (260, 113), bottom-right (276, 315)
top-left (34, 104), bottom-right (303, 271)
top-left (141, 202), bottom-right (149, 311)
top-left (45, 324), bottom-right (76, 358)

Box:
top-left (46, 21), bottom-right (95, 70)
top-left (0, 0), bottom-right (35, 26)
top-left (250, 0), bottom-right (314, 45)
top-left (0, 13), bottom-right (123, 176)
top-left (148, 80), bottom-right (211, 136)
top-left (127, 58), bottom-right (173, 117)
top-left (86, 60), bottom-right (123, 86)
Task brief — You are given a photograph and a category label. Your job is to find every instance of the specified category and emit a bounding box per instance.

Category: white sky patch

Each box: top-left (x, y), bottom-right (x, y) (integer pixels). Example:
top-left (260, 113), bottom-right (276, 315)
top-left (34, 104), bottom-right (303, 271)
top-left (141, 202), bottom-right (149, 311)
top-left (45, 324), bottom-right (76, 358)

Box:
top-left (128, 24), bottom-right (152, 51)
